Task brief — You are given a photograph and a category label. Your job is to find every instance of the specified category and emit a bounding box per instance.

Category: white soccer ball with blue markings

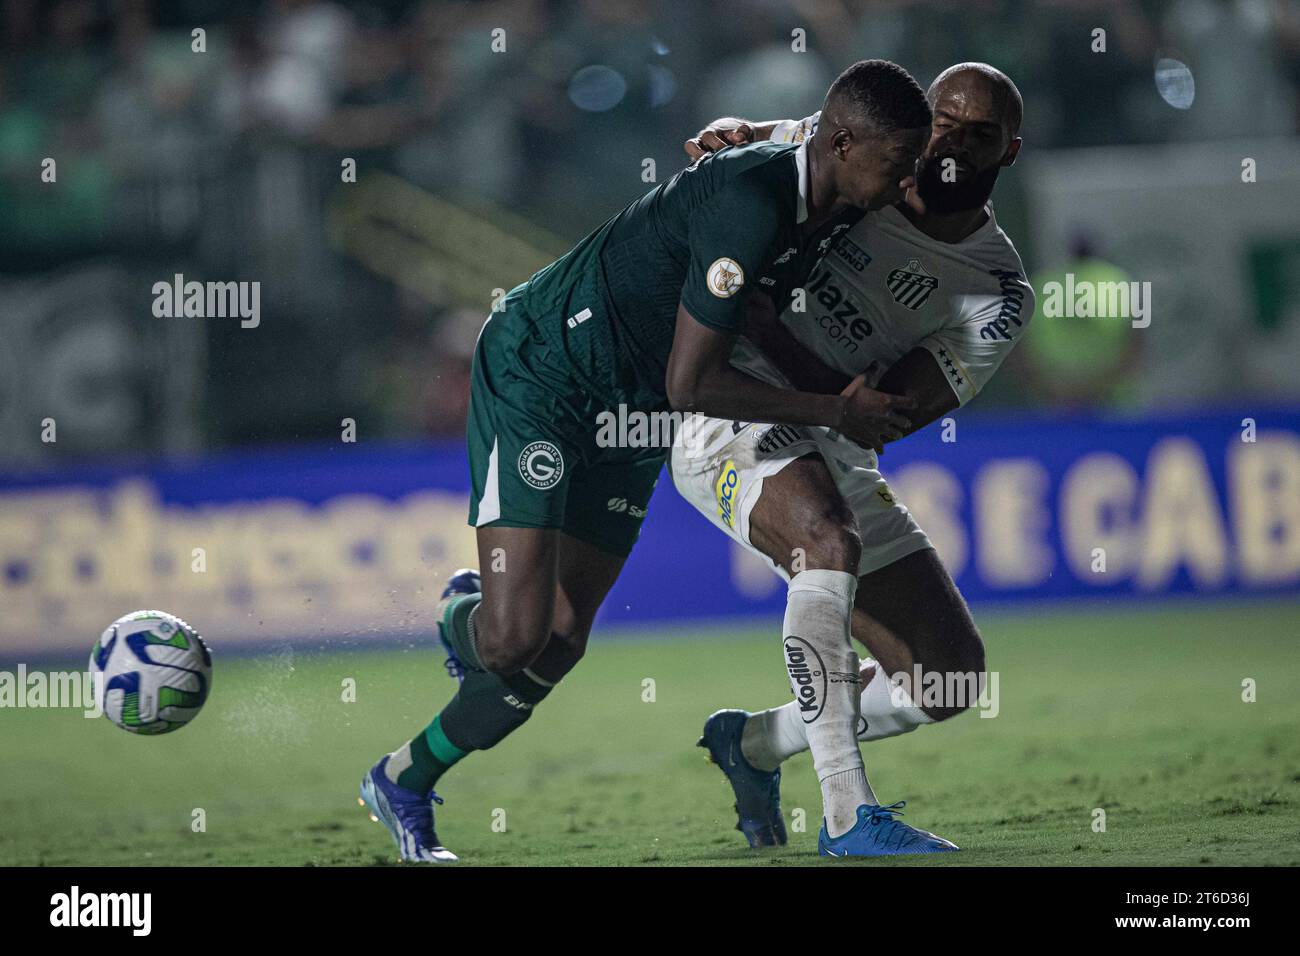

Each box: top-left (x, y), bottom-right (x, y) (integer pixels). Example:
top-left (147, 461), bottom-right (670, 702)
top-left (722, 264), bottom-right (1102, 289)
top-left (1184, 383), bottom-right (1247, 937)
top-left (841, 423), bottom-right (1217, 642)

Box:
top-left (90, 610), bottom-right (212, 735)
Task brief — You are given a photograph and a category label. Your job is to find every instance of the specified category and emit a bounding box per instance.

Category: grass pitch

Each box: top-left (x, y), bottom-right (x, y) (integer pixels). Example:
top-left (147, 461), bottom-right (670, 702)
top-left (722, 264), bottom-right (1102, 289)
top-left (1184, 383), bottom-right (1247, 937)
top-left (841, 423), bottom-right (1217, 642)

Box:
top-left (2, 600), bottom-right (1297, 866)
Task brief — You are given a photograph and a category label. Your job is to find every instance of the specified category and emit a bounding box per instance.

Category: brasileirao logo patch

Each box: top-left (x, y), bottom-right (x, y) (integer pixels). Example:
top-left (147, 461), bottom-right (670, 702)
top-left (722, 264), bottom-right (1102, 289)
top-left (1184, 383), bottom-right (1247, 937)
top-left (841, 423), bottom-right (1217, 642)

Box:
top-left (518, 441), bottom-right (564, 489)
top-left (706, 257), bottom-right (745, 298)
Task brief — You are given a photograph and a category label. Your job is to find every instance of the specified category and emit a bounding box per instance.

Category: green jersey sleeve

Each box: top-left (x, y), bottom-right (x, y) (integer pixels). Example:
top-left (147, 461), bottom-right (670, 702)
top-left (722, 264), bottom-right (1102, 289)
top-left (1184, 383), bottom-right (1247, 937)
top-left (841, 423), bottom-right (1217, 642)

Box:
top-left (679, 180), bottom-right (784, 334)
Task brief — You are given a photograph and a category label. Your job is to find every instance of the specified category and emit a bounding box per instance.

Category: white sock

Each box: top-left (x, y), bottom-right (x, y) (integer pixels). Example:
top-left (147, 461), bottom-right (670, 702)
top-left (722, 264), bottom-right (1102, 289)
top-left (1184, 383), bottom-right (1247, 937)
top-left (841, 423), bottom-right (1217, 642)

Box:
top-left (824, 767), bottom-right (874, 826)
top-left (740, 661), bottom-right (935, 767)
top-left (781, 568), bottom-right (868, 838)
top-left (385, 742), bottom-right (413, 784)
top-left (858, 663), bottom-right (934, 740)
top-left (741, 705), bottom-right (805, 772)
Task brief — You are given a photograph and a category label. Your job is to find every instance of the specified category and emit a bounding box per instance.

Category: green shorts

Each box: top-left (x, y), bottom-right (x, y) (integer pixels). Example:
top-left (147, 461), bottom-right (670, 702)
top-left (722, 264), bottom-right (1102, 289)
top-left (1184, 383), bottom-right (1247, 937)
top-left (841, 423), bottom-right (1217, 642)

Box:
top-left (466, 297), bottom-right (665, 558)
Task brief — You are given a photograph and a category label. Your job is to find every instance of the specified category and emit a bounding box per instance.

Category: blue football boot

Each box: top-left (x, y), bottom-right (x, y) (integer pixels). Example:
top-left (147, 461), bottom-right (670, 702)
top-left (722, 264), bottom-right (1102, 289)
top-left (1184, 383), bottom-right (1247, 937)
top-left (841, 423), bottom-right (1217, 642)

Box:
top-left (818, 801), bottom-right (959, 857)
top-left (697, 709), bottom-right (787, 847)
top-left (359, 756), bottom-right (457, 863)
top-left (435, 568), bottom-right (481, 683)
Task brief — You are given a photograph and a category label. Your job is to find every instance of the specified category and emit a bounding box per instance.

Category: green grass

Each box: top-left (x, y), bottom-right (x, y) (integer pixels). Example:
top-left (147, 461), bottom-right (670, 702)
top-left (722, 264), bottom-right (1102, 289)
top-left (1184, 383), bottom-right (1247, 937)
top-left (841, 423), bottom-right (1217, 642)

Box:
top-left (2, 600), bottom-right (1298, 866)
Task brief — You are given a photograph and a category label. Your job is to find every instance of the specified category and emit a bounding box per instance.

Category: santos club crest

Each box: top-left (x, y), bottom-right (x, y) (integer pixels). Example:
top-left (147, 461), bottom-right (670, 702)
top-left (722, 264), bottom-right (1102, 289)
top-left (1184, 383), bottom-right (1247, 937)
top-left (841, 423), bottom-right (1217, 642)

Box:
top-left (886, 258), bottom-right (938, 310)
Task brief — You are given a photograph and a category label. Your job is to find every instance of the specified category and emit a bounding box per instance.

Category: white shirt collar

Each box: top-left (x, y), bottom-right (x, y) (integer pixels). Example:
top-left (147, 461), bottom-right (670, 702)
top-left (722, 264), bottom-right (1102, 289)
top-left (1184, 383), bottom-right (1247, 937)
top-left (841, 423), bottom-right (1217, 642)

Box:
top-left (879, 201), bottom-right (1000, 246)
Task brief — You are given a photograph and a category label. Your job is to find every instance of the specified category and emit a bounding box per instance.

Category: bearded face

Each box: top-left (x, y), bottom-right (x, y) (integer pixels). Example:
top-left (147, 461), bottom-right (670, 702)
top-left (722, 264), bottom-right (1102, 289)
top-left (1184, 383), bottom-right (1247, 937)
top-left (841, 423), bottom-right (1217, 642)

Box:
top-left (915, 152), bottom-right (1003, 214)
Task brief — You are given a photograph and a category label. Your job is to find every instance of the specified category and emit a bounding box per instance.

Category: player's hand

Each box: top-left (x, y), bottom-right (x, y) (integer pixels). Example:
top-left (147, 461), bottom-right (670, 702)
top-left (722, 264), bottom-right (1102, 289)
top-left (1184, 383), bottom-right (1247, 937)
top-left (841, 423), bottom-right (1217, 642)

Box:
top-left (835, 364), bottom-right (917, 454)
top-left (684, 121), bottom-right (757, 161)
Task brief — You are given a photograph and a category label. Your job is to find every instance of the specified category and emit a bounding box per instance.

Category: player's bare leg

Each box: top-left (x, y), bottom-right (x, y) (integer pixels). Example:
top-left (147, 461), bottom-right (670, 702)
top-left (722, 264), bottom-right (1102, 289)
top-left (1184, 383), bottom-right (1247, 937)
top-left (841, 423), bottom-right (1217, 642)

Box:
top-left (442, 522), bottom-right (629, 672)
top-left (736, 453), bottom-right (873, 838)
top-left (466, 525), bottom-right (559, 674)
top-left (364, 527), bottom-right (625, 861)
top-left (704, 455), bottom-right (959, 853)
top-left (401, 525), bottom-right (626, 785)
top-left (528, 532), bottom-right (630, 683)
top-left (741, 548), bottom-right (985, 769)
top-left (851, 548), bottom-right (985, 728)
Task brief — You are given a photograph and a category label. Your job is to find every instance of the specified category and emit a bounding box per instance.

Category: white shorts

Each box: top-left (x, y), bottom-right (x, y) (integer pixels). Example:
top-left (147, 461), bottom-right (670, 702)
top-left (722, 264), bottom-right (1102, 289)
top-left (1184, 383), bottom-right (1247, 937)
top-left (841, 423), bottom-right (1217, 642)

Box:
top-left (669, 414), bottom-right (933, 582)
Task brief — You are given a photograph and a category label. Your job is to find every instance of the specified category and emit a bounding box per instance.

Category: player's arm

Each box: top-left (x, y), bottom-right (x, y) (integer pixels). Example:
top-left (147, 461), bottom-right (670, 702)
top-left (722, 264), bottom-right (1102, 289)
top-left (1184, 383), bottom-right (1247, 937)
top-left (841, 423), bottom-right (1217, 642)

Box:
top-left (894, 274), bottom-right (1037, 441)
top-left (674, 178), bottom-right (913, 448)
top-left (742, 293), bottom-right (854, 394)
top-left (744, 293), bottom-right (956, 446)
top-left (666, 299), bottom-right (839, 426)
top-left (873, 348), bottom-right (960, 443)
top-left (742, 289), bottom-right (959, 444)
top-left (665, 300), bottom-right (916, 450)
top-left (684, 118), bottom-right (779, 160)
top-left (684, 113), bottom-right (815, 160)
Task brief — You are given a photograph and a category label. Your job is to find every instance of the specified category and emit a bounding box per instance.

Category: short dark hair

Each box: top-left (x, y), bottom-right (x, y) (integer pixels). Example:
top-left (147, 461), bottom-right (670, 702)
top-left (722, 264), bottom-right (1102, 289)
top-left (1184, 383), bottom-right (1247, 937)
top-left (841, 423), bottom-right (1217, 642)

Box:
top-left (824, 59), bottom-right (932, 136)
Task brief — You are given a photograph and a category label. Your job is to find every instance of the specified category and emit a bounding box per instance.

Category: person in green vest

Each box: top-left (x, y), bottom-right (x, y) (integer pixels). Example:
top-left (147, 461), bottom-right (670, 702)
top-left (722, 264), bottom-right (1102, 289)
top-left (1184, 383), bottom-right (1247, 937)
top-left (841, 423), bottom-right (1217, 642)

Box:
top-left (1022, 234), bottom-right (1143, 408)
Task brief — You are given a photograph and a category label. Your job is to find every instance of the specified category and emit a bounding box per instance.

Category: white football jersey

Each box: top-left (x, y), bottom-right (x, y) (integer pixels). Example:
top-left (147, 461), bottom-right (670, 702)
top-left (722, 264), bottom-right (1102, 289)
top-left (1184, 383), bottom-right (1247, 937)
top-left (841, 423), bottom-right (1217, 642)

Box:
top-left (730, 113), bottom-right (1034, 406)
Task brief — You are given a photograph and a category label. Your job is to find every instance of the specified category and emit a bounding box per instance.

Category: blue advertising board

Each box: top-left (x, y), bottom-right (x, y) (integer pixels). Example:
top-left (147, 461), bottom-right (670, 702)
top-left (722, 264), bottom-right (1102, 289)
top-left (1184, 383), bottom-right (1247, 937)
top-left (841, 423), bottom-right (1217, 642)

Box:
top-left (0, 407), bottom-right (1296, 654)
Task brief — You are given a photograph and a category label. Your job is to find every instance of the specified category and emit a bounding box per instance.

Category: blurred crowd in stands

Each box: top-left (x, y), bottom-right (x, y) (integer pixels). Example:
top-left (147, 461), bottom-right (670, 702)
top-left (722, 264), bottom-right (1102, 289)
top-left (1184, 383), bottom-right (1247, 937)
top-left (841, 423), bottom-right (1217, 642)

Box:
top-left (2, 0), bottom-right (1298, 453)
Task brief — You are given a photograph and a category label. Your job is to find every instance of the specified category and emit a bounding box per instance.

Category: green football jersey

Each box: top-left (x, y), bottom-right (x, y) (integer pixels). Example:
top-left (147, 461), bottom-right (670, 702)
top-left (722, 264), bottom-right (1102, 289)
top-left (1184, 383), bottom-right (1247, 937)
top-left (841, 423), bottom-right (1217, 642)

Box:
top-left (517, 140), bottom-right (863, 409)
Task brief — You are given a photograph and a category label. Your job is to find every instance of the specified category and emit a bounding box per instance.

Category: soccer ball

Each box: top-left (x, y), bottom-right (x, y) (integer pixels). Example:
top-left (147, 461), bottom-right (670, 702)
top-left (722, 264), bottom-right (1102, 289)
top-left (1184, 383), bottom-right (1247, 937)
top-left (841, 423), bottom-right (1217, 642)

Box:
top-left (90, 610), bottom-right (212, 734)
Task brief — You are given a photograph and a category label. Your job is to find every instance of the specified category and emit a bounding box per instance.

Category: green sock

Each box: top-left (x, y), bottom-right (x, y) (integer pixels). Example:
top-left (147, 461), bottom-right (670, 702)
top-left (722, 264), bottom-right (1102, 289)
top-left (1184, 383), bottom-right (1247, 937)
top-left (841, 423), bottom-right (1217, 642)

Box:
top-left (389, 714), bottom-right (467, 793)
top-left (441, 593), bottom-right (484, 671)
top-left (387, 667), bottom-right (554, 794)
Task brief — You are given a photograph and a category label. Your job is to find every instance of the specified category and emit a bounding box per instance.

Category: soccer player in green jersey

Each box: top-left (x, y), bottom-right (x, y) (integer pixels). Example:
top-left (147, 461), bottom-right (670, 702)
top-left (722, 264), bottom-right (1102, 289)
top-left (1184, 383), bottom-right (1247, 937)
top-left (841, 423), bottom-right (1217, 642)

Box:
top-left (359, 60), bottom-right (932, 862)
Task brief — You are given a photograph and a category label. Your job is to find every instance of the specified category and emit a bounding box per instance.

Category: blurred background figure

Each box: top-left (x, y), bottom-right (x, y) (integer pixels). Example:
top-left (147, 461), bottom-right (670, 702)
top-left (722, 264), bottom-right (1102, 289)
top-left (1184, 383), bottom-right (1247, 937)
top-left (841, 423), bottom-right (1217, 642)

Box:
top-left (1, 0), bottom-right (1297, 461)
top-left (1020, 232), bottom-right (1144, 409)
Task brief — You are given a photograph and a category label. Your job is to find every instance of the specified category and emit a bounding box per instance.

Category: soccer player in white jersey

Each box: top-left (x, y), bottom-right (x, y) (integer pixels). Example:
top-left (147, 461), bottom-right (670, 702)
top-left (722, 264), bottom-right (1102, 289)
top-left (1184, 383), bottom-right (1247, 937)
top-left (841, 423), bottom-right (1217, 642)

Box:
top-left (677, 63), bottom-right (1034, 855)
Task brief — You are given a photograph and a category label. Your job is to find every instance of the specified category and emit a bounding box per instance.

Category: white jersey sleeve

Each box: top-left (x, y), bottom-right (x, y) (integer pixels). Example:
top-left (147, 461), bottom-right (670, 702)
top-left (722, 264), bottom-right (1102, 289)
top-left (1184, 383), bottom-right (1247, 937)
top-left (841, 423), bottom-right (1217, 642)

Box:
top-left (917, 269), bottom-right (1034, 405)
top-left (769, 112), bottom-right (820, 145)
